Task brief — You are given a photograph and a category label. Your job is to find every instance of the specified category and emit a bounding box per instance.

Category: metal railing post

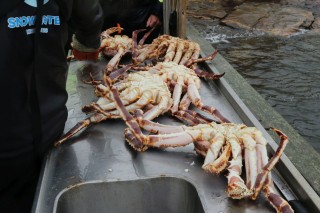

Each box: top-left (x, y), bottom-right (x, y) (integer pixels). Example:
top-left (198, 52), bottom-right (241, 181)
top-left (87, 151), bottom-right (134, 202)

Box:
top-left (162, 0), bottom-right (187, 38)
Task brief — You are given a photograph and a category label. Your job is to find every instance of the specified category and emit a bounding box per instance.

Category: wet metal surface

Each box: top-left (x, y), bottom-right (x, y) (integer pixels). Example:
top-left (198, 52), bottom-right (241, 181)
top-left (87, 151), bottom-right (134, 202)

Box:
top-left (33, 56), bottom-right (318, 212)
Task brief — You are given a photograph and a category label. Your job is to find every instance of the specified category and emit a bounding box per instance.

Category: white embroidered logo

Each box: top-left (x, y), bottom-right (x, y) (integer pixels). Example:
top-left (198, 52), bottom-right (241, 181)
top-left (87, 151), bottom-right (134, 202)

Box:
top-left (24, 0), bottom-right (49, 7)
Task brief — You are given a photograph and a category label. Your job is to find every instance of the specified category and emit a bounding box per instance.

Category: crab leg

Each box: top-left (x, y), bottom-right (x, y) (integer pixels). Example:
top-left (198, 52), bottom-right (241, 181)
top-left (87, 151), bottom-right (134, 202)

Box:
top-left (179, 93), bottom-right (192, 110)
top-left (142, 95), bottom-right (172, 120)
top-left (132, 29), bottom-right (147, 64)
top-left (134, 109), bottom-right (186, 134)
top-left (187, 78), bottom-right (230, 123)
top-left (101, 27), bottom-right (123, 38)
top-left (194, 140), bottom-right (211, 157)
top-left (164, 40), bottom-right (178, 62)
top-left (184, 110), bottom-right (215, 124)
top-left (172, 110), bottom-right (204, 125)
top-left (252, 128), bottom-right (289, 199)
top-left (83, 88), bottom-right (141, 113)
top-left (107, 64), bottom-right (132, 81)
top-left (92, 91), bottom-right (156, 116)
top-left (171, 76), bottom-right (184, 112)
top-left (94, 82), bottom-right (128, 97)
top-left (99, 27), bottom-right (124, 50)
top-left (242, 133), bottom-right (259, 190)
top-left (179, 42), bottom-right (195, 65)
top-left (173, 40), bottom-right (186, 64)
top-left (253, 131), bottom-right (293, 212)
top-left (194, 69), bottom-right (225, 80)
top-left (202, 139), bottom-right (231, 174)
top-left (189, 43), bottom-right (201, 69)
top-left (106, 47), bottom-right (127, 72)
top-left (226, 135), bottom-right (253, 198)
top-left (54, 111), bottom-right (118, 146)
top-left (124, 128), bottom-right (148, 151)
top-left (185, 50), bottom-right (218, 67)
top-left (179, 94), bottom-right (218, 124)
top-left (226, 154), bottom-right (253, 198)
top-left (104, 73), bottom-right (146, 149)
top-left (138, 26), bottom-right (157, 46)
top-left (263, 183), bottom-right (294, 213)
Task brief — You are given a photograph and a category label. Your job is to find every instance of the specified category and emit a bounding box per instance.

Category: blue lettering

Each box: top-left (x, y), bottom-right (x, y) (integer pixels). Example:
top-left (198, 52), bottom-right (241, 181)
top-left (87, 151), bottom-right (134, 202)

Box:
top-left (27, 16), bottom-right (36, 26)
top-left (7, 15), bottom-right (60, 29)
top-left (48, 16), bottom-right (54, 25)
top-left (40, 28), bottom-right (48, 33)
top-left (54, 16), bottom-right (60, 25)
top-left (7, 18), bottom-right (16, 28)
top-left (26, 28), bottom-right (36, 35)
top-left (16, 17), bottom-right (24, 27)
top-left (42, 16), bottom-right (48, 25)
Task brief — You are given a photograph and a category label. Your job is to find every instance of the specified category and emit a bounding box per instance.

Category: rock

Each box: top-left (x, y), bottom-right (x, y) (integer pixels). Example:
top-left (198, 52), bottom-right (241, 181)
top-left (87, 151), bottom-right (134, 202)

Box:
top-left (221, 2), bottom-right (314, 36)
top-left (280, 0), bottom-right (306, 7)
top-left (312, 18), bottom-right (320, 31)
top-left (221, 3), bottom-right (271, 31)
top-left (187, 8), bottom-right (227, 19)
top-left (187, 0), bottom-right (227, 19)
top-left (221, 0), bottom-right (245, 7)
top-left (281, 0), bottom-right (320, 17)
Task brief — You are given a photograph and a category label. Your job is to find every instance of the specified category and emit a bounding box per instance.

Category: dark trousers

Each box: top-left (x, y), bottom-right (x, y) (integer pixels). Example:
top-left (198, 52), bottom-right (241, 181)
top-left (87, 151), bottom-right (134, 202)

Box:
top-left (0, 152), bottom-right (41, 213)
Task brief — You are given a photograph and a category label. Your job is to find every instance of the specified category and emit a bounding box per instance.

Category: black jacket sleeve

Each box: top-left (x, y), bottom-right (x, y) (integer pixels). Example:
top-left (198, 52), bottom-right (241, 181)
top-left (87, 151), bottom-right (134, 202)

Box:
top-left (72, 0), bottom-right (104, 49)
top-left (0, 0), bottom-right (23, 17)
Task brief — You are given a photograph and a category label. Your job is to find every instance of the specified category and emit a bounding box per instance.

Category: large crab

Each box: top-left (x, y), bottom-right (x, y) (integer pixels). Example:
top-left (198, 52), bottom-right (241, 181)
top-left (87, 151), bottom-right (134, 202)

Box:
top-left (99, 27), bottom-right (157, 84)
top-left (110, 51), bottom-right (229, 125)
top-left (55, 66), bottom-right (173, 146)
top-left (98, 27), bottom-right (133, 73)
top-left (132, 31), bottom-right (201, 67)
top-left (103, 74), bottom-right (294, 213)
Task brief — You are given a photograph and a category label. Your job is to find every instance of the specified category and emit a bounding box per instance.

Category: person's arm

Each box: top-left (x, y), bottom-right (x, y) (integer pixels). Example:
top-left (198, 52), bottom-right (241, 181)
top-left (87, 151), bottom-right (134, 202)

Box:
top-left (146, 0), bottom-right (163, 28)
top-left (71, 0), bottom-right (104, 60)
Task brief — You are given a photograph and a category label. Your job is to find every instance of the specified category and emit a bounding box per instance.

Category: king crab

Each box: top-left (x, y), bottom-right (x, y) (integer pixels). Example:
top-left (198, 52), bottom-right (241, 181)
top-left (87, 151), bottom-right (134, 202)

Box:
top-left (55, 65), bottom-right (173, 146)
top-left (103, 73), bottom-right (294, 213)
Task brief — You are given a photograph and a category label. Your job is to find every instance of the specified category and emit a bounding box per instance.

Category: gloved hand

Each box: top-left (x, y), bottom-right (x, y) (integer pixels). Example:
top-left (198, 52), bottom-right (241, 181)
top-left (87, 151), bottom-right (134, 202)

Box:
top-left (71, 35), bottom-right (100, 61)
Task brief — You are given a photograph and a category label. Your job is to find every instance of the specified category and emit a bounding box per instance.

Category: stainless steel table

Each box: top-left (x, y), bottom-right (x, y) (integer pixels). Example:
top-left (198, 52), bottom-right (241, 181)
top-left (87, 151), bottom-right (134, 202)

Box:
top-left (32, 54), bottom-right (319, 212)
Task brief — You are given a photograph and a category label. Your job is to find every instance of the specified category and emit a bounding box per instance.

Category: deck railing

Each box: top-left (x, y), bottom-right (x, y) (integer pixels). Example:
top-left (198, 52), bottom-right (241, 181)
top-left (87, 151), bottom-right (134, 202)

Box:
top-left (163, 0), bottom-right (187, 38)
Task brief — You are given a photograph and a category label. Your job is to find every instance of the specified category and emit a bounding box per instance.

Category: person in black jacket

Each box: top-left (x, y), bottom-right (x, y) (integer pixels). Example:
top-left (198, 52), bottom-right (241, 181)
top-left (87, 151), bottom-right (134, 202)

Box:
top-left (99, 0), bottom-right (163, 43)
top-left (0, 0), bottom-right (103, 212)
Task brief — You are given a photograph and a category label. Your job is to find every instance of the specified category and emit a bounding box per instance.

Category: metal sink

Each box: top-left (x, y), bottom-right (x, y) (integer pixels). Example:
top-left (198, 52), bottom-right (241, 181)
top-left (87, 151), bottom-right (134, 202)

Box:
top-left (54, 177), bottom-right (204, 213)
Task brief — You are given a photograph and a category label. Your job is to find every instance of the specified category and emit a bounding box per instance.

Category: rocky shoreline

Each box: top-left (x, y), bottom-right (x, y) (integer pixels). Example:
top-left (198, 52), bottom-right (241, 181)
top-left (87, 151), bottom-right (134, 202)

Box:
top-left (187, 0), bottom-right (320, 36)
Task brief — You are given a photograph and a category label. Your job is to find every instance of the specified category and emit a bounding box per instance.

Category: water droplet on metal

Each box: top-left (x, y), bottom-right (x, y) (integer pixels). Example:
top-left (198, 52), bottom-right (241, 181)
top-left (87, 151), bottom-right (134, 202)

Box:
top-left (184, 169), bottom-right (189, 172)
top-left (108, 169), bottom-right (113, 172)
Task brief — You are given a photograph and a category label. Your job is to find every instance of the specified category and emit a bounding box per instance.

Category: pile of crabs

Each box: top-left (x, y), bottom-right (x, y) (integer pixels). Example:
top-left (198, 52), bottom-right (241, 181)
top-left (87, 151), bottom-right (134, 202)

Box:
top-left (57, 27), bottom-right (294, 213)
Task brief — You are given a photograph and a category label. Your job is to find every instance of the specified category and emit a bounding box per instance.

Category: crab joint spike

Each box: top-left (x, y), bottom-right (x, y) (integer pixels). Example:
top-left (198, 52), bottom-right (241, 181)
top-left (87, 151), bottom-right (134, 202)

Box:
top-left (252, 127), bottom-right (289, 200)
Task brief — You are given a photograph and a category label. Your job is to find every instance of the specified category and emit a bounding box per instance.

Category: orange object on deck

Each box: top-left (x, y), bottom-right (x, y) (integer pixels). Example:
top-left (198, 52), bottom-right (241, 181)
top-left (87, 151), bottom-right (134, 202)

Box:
top-left (116, 23), bottom-right (122, 34)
